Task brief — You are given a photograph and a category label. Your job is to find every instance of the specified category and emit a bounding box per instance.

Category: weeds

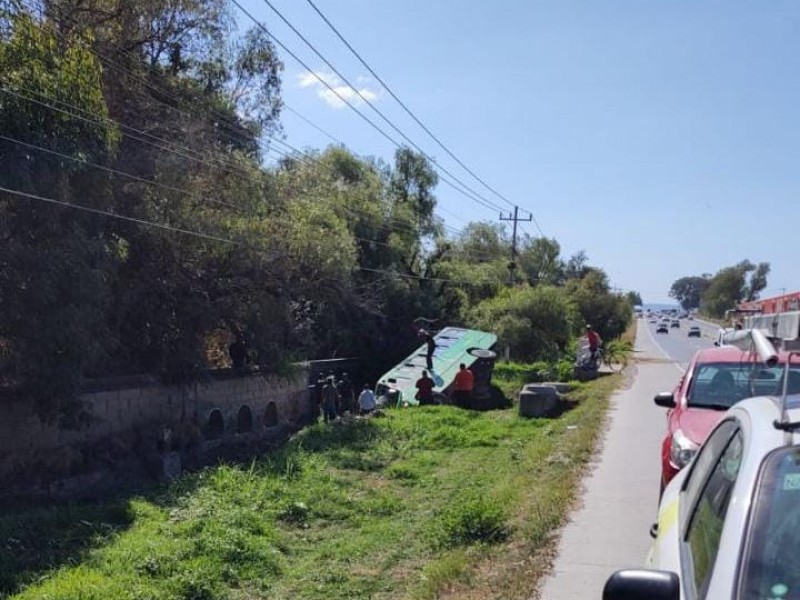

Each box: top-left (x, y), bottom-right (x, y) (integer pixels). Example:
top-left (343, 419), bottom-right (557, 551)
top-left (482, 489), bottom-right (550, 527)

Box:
top-left (431, 496), bottom-right (510, 549)
top-left (2, 366), bottom-right (620, 600)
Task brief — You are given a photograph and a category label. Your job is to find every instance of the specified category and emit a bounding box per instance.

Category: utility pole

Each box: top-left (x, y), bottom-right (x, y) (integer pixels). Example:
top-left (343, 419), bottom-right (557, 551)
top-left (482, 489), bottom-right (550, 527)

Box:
top-left (499, 206), bottom-right (532, 362)
top-left (499, 206), bottom-right (532, 286)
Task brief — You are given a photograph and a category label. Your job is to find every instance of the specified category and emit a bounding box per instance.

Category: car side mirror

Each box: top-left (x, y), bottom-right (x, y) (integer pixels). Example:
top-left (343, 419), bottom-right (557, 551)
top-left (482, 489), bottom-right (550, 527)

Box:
top-left (714, 341), bottom-right (719, 346)
top-left (603, 569), bottom-right (680, 600)
top-left (654, 392), bottom-right (676, 408)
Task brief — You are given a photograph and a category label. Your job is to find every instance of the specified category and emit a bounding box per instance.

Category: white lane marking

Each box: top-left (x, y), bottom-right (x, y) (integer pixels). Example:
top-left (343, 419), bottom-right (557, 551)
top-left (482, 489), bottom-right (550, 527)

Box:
top-left (643, 323), bottom-right (689, 374)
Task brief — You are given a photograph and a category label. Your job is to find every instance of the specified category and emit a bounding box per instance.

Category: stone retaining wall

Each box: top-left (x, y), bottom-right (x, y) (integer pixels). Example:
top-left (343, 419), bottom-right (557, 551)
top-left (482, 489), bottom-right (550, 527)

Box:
top-left (0, 367), bottom-right (312, 492)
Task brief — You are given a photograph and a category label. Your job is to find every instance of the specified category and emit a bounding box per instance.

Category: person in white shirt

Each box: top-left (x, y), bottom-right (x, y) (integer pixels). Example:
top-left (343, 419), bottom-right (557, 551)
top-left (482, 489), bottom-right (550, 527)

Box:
top-left (357, 383), bottom-right (376, 415)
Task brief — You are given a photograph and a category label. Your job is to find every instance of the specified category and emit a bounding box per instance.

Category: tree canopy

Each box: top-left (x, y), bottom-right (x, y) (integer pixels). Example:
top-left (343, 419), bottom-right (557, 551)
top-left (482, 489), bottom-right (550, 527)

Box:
top-left (0, 1), bottom-right (632, 419)
top-left (669, 260), bottom-right (771, 317)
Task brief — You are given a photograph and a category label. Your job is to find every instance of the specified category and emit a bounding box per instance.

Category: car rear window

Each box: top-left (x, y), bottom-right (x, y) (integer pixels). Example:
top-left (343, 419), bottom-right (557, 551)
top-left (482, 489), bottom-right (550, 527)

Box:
top-left (738, 447), bottom-right (800, 599)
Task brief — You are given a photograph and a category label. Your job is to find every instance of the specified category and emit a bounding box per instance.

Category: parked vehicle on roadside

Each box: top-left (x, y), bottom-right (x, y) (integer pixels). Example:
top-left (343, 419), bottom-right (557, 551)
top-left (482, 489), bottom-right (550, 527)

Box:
top-left (653, 331), bottom-right (799, 493)
top-left (604, 369), bottom-right (800, 600)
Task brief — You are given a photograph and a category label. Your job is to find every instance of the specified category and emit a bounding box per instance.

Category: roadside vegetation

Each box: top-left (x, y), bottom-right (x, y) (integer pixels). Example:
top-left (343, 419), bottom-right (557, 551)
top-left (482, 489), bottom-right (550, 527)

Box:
top-left (1, 371), bottom-right (622, 600)
top-left (1, 1), bottom-right (635, 423)
top-left (1, 3), bottom-right (637, 596)
top-left (669, 260), bottom-right (771, 318)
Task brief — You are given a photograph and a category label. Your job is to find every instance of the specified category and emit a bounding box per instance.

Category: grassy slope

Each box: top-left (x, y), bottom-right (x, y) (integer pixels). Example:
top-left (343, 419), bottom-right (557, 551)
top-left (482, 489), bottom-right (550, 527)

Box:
top-left (2, 373), bottom-right (621, 600)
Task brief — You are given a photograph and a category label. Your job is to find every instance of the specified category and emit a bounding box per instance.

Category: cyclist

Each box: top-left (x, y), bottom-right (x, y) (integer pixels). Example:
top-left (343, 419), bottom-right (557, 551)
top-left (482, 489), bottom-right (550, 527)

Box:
top-left (586, 325), bottom-right (602, 361)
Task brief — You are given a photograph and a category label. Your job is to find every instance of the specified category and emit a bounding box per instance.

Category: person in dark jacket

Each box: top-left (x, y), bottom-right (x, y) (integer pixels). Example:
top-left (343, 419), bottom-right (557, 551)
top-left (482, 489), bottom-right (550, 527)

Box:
top-left (418, 329), bottom-right (436, 370)
top-left (337, 373), bottom-right (354, 414)
top-left (321, 376), bottom-right (339, 423)
top-left (415, 370), bottom-right (435, 405)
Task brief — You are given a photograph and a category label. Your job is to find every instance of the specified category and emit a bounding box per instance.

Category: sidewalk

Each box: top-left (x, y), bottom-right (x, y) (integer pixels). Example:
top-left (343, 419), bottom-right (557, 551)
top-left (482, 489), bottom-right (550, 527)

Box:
top-left (535, 321), bottom-right (681, 599)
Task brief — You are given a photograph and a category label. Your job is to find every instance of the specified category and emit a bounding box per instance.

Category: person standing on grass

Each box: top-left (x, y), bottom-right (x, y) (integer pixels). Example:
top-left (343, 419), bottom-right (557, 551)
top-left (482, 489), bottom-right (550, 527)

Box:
top-left (357, 383), bottom-right (376, 415)
top-left (452, 363), bottom-right (474, 408)
top-left (321, 376), bottom-right (339, 423)
top-left (337, 372), bottom-right (354, 414)
top-left (415, 370), bottom-right (435, 406)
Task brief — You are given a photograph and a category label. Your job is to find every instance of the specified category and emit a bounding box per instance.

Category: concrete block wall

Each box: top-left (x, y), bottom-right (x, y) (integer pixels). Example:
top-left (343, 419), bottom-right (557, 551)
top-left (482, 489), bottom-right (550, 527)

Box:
top-left (0, 367), bottom-right (312, 484)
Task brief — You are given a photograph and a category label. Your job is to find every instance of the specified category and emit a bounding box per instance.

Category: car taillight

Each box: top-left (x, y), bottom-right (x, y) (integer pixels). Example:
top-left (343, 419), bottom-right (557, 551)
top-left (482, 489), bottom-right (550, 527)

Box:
top-left (669, 429), bottom-right (699, 469)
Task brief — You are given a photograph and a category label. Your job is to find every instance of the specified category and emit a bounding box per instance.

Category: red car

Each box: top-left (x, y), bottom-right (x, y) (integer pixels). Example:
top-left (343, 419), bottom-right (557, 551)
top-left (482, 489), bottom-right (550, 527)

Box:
top-left (654, 345), bottom-right (800, 493)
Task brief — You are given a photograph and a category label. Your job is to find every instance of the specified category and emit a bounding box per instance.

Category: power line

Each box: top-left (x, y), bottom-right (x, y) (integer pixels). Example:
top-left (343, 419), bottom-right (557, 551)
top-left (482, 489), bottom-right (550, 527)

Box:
top-left (231, 0), bottom-right (504, 215)
top-left (5, 5), bottom-right (474, 244)
top-left (283, 104), bottom-right (343, 146)
top-left (0, 185), bottom-right (499, 287)
top-left (0, 83), bottom-right (247, 177)
top-left (302, 0), bottom-right (547, 236)
top-left (257, 0), bottom-right (506, 213)
top-left (304, 0), bottom-right (515, 211)
top-left (0, 185), bottom-right (239, 245)
top-left (13, 1), bottom-right (471, 240)
top-left (0, 133), bottom-right (241, 210)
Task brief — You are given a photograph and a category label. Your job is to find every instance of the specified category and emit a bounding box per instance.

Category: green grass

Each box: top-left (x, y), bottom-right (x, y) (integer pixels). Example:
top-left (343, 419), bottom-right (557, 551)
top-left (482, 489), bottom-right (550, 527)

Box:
top-left (1, 370), bottom-right (620, 600)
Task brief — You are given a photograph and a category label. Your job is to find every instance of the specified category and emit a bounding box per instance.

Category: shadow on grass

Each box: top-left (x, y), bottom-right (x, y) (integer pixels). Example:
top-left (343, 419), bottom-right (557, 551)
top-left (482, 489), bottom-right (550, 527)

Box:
top-left (0, 453), bottom-right (216, 596)
top-left (0, 498), bottom-right (135, 596)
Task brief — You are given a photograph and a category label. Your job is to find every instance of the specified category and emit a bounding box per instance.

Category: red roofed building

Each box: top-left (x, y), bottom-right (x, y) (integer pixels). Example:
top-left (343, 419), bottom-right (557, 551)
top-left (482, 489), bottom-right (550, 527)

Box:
top-left (739, 290), bottom-right (800, 314)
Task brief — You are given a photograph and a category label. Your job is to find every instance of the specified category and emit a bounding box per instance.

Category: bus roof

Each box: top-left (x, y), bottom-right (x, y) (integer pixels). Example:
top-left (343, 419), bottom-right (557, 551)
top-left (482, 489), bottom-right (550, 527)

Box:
top-left (376, 327), bottom-right (497, 405)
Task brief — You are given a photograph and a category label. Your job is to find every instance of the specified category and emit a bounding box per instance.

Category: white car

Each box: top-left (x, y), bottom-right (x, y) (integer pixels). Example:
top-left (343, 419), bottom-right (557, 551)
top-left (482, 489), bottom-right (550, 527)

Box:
top-left (604, 373), bottom-right (800, 599)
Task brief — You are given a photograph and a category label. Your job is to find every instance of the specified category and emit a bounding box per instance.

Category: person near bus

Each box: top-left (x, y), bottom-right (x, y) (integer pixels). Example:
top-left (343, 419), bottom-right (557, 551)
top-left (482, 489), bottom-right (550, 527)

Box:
top-left (452, 363), bottom-right (474, 408)
top-left (415, 370), bottom-right (435, 405)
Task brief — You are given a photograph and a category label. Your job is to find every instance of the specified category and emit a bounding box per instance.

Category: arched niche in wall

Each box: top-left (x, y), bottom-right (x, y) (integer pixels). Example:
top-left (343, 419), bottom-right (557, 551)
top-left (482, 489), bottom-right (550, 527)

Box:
top-left (237, 405), bottom-right (253, 433)
top-left (207, 408), bottom-right (224, 439)
top-left (264, 402), bottom-right (278, 428)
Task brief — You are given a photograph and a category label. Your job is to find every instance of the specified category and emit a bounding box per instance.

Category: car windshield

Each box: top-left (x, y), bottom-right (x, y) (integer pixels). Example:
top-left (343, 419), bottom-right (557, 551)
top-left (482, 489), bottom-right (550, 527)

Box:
top-left (739, 447), bottom-right (800, 599)
top-left (687, 363), bottom-right (800, 410)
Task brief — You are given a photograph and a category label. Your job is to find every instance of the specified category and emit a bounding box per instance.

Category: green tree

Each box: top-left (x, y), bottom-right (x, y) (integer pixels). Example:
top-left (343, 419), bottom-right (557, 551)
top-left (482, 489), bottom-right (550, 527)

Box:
top-left (745, 262), bottom-right (770, 301)
top-left (469, 285), bottom-right (579, 361)
top-left (565, 268), bottom-right (631, 341)
top-left (0, 9), bottom-right (120, 419)
top-left (389, 146), bottom-right (439, 235)
top-left (626, 291), bottom-right (643, 307)
top-left (669, 276), bottom-right (711, 310)
top-left (519, 236), bottom-right (564, 286)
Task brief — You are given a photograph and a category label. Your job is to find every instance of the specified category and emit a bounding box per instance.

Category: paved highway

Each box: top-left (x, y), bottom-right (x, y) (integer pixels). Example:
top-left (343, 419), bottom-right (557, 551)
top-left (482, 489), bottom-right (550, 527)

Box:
top-left (535, 317), bottom-right (715, 599)
top-left (641, 316), bottom-right (718, 367)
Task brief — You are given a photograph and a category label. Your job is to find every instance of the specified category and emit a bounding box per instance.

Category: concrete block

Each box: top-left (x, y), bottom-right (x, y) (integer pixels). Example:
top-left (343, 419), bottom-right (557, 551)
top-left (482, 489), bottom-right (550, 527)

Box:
top-left (519, 390), bottom-right (558, 418)
top-left (540, 381), bottom-right (573, 394)
top-left (522, 384), bottom-right (560, 397)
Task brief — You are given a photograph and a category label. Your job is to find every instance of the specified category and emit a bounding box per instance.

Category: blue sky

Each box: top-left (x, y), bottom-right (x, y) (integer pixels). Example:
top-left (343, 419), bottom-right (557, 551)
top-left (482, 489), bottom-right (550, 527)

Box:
top-left (236, 0), bottom-right (799, 303)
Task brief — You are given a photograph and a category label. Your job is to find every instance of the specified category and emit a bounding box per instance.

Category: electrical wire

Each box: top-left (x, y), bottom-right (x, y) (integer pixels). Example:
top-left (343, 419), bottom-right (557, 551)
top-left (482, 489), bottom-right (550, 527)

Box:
top-left (3, 5), bottom-right (483, 252)
top-left (0, 133), bottom-right (239, 209)
top-left (12, 1), bottom-right (470, 239)
top-left (302, 0), bottom-right (546, 236)
top-left (258, 0), bottom-right (506, 213)
top-left (230, 0), bottom-right (504, 216)
top-left (0, 185), bottom-right (239, 245)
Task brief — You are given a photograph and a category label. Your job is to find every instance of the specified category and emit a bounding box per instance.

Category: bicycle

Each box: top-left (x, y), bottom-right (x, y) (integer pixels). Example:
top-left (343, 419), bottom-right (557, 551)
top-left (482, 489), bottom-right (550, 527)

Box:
top-left (597, 345), bottom-right (627, 372)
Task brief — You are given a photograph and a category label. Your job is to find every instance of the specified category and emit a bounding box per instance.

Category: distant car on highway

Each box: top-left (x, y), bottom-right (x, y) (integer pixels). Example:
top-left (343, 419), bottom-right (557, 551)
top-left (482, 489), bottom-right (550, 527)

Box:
top-left (656, 323), bottom-right (669, 334)
top-left (653, 342), bottom-right (800, 493)
top-left (604, 388), bottom-right (800, 600)
top-left (648, 317), bottom-right (657, 324)
top-left (687, 325), bottom-right (701, 338)
top-left (670, 319), bottom-right (680, 328)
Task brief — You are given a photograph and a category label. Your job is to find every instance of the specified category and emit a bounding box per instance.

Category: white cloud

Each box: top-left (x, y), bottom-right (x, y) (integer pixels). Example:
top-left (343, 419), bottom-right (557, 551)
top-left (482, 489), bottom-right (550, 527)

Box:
top-left (296, 70), bottom-right (382, 109)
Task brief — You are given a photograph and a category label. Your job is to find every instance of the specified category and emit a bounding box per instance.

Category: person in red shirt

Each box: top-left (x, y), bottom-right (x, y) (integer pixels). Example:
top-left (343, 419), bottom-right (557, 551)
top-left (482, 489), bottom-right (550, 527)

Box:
top-left (415, 370), bottom-right (435, 405)
top-left (452, 363), bottom-right (474, 408)
top-left (586, 324), bottom-right (602, 360)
